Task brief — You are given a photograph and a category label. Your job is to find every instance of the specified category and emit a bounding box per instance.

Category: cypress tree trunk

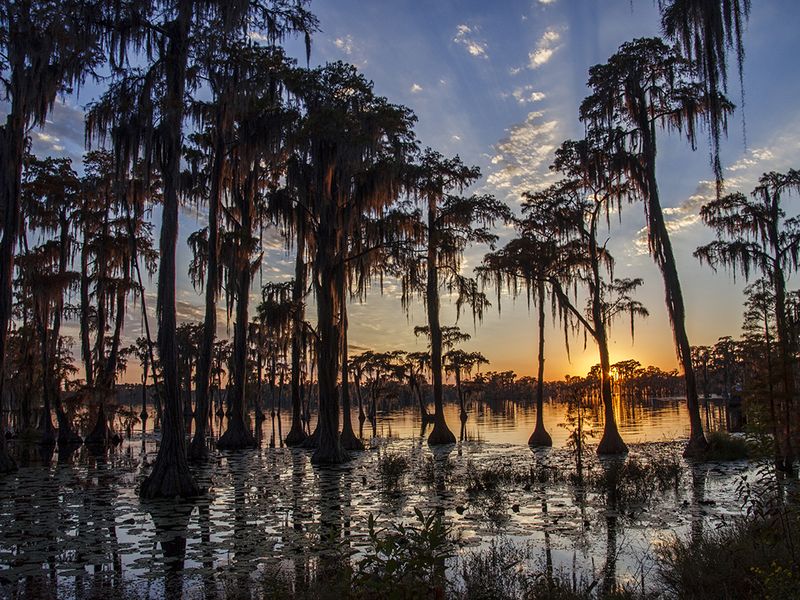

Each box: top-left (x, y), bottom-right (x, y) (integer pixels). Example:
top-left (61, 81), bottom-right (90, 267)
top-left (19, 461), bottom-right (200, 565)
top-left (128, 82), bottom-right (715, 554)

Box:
top-left (413, 374), bottom-right (430, 421)
top-left (218, 190), bottom-right (256, 450)
top-left (640, 112), bottom-right (707, 457)
top-left (338, 279), bottom-right (362, 451)
top-left (36, 313), bottom-right (56, 447)
top-left (355, 370), bottom-right (366, 423)
top-left (529, 280), bottom-right (552, 447)
top-left (426, 195), bottom-right (455, 445)
top-left (286, 214), bottom-right (307, 446)
top-left (312, 183), bottom-right (346, 463)
top-left (140, 5), bottom-right (199, 499)
top-left (79, 235), bottom-right (93, 387)
top-left (596, 334), bottom-right (627, 454)
top-left (772, 265), bottom-right (795, 471)
top-left (0, 147), bottom-right (20, 469)
top-left (54, 214), bottom-right (80, 445)
top-left (0, 90), bottom-right (24, 472)
top-left (456, 370), bottom-right (467, 422)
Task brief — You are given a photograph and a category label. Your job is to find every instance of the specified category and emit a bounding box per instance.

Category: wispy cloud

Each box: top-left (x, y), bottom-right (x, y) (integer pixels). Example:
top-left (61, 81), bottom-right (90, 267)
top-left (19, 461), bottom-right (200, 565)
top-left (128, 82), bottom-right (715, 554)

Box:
top-left (29, 101), bottom-right (85, 163)
top-left (632, 138), bottom-right (800, 255)
top-left (529, 28), bottom-right (562, 69)
top-left (485, 110), bottom-right (561, 202)
top-left (410, 82), bottom-right (423, 93)
top-left (511, 85), bottom-right (546, 104)
top-left (333, 34), bottom-right (354, 55)
top-left (453, 24), bottom-right (488, 59)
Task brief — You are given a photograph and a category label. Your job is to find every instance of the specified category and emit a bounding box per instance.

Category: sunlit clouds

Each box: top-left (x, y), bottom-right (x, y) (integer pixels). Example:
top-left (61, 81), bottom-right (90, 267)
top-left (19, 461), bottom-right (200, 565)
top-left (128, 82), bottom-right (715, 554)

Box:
top-left (529, 28), bottom-right (562, 69)
top-left (453, 24), bottom-right (488, 58)
top-left (333, 34), bottom-right (354, 54)
top-left (511, 85), bottom-right (546, 104)
top-left (486, 111), bottom-right (560, 201)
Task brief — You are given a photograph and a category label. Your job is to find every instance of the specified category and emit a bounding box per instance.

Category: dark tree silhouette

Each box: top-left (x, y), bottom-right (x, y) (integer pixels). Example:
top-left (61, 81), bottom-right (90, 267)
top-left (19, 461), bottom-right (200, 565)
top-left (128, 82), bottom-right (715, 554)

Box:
top-left (0, 0), bottom-right (104, 473)
top-left (696, 169), bottom-right (800, 469)
top-left (289, 62), bottom-right (416, 464)
top-left (402, 150), bottom-right (511, 445)
top-left (659, 0), bottom-right (750, 182)
top-left (580, 37), bottom-right (733, 456)
top-left (480, 239), bottom-right (557, 447)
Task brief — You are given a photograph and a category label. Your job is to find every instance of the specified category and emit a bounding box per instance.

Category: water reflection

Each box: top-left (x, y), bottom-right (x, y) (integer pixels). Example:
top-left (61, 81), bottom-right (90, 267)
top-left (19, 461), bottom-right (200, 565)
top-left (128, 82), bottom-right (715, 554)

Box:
top-left (0, 397), bottom-right (745, 598)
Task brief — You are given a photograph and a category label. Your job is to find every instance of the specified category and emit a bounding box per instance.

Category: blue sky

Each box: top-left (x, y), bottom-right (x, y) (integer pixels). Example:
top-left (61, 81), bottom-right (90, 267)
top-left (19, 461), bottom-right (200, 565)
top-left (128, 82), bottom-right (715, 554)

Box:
top-left (28, 0), bottom-right (800, 381)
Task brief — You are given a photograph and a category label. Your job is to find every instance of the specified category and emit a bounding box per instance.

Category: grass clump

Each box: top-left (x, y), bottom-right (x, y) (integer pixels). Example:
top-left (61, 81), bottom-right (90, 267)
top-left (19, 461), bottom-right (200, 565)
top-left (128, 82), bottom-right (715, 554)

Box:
top-left (589, 451), bottom-right (682, 509)
top-left (659, 513), bottom-right (800, 599)
top-left (705, 430), bottom-right (750, 460)
top-left (377, 452), bottom-right (410, 491)
top-left (464, 460), bottom-right (517, 493)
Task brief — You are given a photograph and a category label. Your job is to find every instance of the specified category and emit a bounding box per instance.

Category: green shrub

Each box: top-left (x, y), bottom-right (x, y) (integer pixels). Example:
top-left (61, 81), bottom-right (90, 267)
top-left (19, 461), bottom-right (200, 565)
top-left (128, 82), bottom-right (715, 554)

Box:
top-left (353, 509), bottom-right (454, 599)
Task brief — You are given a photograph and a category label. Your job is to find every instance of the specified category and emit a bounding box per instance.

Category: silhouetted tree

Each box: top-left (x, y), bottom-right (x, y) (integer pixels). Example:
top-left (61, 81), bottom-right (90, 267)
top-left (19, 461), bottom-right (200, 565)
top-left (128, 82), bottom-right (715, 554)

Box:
top-left (580, 37), bottom-right (733, 455)
top-left (402, 150), bottom-right (511, 445)
top-left (696, 169), bottom-right (800, 469)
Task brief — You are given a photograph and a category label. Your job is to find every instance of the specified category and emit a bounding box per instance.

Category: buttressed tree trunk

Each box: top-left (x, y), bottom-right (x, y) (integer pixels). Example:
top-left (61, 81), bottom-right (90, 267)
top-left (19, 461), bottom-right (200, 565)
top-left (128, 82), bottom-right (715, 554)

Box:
top-left (140, 4), bottom-right (200, 499)
top-left (188, 125), bottom-right (222, 459)
top-left (529, 280), bottom-right (552, 447)
top-left (596, 332), bottom-right (627, 455)
top-left (53, 215), bottom-right (81, 446)
top-left (217, 252), bottom-right (257, 450)
top-left (426, 195), bottom-right (455, 446)
top-left (218, 178), bottom-right (257, 451)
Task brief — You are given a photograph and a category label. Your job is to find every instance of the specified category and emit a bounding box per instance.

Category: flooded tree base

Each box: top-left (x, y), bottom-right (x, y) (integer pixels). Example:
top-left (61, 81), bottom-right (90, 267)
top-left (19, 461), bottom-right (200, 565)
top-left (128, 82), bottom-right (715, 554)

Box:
top-left (0, 447), bottom-right (15, 473)
top-left (187, 433), bottom-right (211, 461)
top-left (217, 416), bottom-right (257, 450)
top-left (311, 442), bottom-right (348, 464)
top-left (597, 427), bottom-right (629, 455)
top-left (139, 456), bottom-right (201, 500)
top-left (340, 426), bottom-right (364, 451)
top-left (683, 432), bottom-right (711, 458)
top-left (428, 419), bottom-right (456, 445)
top-left (284, 423), bottom-right (307, 447)
top-left (528, 425), bottom-right (553, 447)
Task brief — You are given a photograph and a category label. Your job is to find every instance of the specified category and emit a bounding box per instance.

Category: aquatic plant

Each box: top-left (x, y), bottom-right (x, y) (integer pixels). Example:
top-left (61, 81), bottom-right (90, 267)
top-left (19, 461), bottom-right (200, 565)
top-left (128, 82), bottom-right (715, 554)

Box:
top-left (377, 452), bottom-right (411, 491)
top-left (353, 509), bottom-right (455, 599)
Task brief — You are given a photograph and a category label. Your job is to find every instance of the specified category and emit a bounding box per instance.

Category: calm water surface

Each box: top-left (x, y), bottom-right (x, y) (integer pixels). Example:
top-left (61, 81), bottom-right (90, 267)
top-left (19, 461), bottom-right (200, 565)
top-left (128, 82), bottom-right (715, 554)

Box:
top-left (0, 397), bottom-right (750, 599)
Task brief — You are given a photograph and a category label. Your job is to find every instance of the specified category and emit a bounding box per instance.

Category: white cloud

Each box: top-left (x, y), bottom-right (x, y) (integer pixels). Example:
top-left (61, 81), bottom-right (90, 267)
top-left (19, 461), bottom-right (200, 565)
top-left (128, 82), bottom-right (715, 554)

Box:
top-left (454, 24), bottom-right (488, 59)
top-left (29, 101), bottom-right (85, 161)
top-left (631, 136), bottom-right (800, 256)
top-left (334, 34), bottom-right (354, 55)
top-left (538, 0), bottom-right (557, 4)
top-left (410, 83), bottom-right (423, 93)
top-left (485, 110), bottom-right (561, 201)
top-left (511, 85), bottom-right (546, 104)
top-left (529, 28), bottom-right (562, 69)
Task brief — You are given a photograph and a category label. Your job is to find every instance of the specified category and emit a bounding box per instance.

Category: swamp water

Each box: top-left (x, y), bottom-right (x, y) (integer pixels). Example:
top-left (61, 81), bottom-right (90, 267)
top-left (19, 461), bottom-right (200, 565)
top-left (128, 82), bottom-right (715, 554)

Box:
top-left (0, 398), bottom-right (751, 598)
